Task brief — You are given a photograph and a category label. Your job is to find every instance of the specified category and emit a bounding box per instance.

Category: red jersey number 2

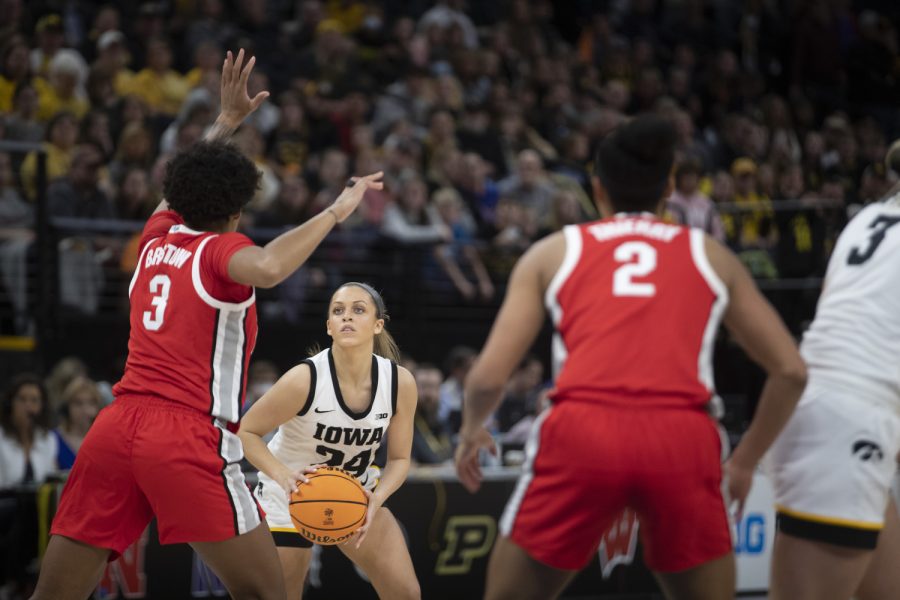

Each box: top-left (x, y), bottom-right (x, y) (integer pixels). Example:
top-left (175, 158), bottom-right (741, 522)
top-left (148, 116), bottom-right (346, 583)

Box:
top-left (613, 241), bottom-right (657, 297)
top-left (142, 274), bottom-right (171, 331)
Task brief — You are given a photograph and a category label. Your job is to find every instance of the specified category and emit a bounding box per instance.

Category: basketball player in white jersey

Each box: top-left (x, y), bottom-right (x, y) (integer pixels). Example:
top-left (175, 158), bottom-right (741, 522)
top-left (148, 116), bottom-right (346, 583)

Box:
top-left (768, 177), bottom-right (900, 600)
top-left (238, 282), bottom-right (420, 599)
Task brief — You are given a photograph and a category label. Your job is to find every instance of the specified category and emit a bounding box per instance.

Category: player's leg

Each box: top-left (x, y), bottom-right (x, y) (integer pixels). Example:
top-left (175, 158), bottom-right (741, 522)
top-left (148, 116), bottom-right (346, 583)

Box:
top-left (767, 385), bottom-right (899, 600)
top-left (856, 497), bottom-right (900, 600)
top-left (276, 546), bottom-right (313, 600)
top-left (485, 403), bottom-right (625, 599)
top-left (769, 532), bottom-right (872, 600)
top-left (33, 400), bottom-right (152, 600)
top-left (635, 409), bottom-right (734, 600)
top-left (191, 523), bottom-right (286, 600)
top-left (29, 536), bottom-right (110, 600)
top-left (652, 553), bottom-right (734, 600)
top-left (339, 507), bottom-right (420, 600)
top-left (483, 536), bottom-right (576, 600)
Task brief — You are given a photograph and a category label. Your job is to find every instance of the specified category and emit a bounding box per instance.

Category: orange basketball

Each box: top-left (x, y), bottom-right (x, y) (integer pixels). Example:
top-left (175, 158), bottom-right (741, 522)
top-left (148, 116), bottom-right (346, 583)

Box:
top-left (288, 466), bottom-right (369, 545)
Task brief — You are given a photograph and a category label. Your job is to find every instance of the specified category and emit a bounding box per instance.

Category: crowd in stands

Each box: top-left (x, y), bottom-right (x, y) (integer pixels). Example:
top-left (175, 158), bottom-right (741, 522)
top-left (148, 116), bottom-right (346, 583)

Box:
top-left (0, 0), bottom-right (899, 329)
top-left (2, 1), bottom-right (900, 592)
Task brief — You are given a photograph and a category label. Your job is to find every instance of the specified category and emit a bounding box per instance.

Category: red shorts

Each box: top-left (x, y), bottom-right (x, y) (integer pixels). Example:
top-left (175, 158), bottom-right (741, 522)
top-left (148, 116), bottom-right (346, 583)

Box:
top-left (501, 401), bottom-right (732, 572)
top-left (51, 396), bottom-right (261, 557)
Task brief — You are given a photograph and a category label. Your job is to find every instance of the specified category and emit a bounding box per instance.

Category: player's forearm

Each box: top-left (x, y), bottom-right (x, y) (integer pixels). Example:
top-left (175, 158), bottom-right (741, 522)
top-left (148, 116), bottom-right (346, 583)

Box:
top-left (255, 209), bottom-right (338, 287)
top-left (204, 114), bottom-right (241, 143)
top-left (371, 457), bottom-right (410, 507)
top-left (459, 385), bottom-right (503, 438)
top-left (730, 370), bottom-right (807, 468)
top-left (238, 430), bottom-right (286, 481)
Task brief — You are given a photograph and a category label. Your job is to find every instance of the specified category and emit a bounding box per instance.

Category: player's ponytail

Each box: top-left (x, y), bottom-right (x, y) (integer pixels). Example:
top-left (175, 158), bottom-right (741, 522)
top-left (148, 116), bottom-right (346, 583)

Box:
top-left (337, 282), bottom-right (401, 363)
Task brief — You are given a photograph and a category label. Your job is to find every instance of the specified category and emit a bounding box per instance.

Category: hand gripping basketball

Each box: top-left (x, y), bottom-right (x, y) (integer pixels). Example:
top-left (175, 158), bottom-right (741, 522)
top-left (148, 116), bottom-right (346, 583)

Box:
top-left (288, 466), bottom-right (370, 545)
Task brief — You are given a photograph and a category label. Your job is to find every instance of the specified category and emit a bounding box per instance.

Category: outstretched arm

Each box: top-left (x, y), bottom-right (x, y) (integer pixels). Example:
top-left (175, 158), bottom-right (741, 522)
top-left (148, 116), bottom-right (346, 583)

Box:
top-left (707, 235), bottom-right (807, 515)
top-left (152, 48), bottom-right (268, 215)
top-left (226, 172), bottom-right (384, 288)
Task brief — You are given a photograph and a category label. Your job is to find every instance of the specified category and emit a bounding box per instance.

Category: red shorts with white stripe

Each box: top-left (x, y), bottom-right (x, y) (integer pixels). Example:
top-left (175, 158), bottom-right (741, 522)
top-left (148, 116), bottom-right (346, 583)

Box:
top-left (51, 396), bottom-right (261, 558)
top-left (500, 401), bottom-right (732, 573)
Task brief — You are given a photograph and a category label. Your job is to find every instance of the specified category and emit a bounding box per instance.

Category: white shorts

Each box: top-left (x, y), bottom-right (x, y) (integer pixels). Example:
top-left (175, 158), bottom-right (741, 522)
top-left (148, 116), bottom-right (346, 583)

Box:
top-left (766, 377), bottom-right (900, 548)
top-left (253, 466), bottom-right (380, 548)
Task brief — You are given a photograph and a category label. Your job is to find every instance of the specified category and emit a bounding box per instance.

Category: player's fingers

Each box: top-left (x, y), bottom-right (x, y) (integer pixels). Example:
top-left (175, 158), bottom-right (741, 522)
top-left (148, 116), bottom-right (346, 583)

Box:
top-left (250, 91), bottom-right (269, 110)
top-left (291, 470), bottom-right (310, 484)
top-left (232, 48), bottom-right (245, 80)
top-left (240, 55), bottom-right (256, 87)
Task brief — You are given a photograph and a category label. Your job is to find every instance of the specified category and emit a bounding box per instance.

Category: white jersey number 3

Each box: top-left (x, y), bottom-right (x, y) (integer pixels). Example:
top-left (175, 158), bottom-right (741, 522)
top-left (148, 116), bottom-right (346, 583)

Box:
top-left (142, 274), bottom-right (171, 331)
top-left (613, 241), bottom-right (657, 297)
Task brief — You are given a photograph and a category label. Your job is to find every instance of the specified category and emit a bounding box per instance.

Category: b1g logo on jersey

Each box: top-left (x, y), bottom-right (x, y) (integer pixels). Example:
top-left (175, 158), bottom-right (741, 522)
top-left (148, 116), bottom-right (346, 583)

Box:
top-left (597, 508), bottom-right (639, 579)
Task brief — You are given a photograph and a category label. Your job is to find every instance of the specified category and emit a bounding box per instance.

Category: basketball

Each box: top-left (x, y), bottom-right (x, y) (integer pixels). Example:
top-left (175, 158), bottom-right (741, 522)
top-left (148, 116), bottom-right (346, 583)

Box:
top-left (288, 466), bottom-right (369, 545)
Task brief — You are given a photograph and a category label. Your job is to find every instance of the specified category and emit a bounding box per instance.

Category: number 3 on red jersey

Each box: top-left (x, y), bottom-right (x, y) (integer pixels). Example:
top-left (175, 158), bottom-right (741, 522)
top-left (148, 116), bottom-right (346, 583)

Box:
top-left (143, 274), bottom-right (171, 331)
top-left (613, 241), bottom-right (657, 297)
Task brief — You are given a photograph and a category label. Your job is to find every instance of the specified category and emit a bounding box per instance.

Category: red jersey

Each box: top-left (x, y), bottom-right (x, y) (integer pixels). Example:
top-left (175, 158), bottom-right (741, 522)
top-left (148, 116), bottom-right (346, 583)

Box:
top-left (113, 211), bottom-right (258, 425)
top-left (547, 214), bottom-right (728, 410)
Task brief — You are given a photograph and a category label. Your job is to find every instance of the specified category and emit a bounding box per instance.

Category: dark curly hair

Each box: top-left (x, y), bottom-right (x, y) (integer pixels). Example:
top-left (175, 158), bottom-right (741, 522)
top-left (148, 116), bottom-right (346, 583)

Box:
top-left (163, 140), bottom-right (260, 230)
top-left (0, 373), bottom-right (51, 439)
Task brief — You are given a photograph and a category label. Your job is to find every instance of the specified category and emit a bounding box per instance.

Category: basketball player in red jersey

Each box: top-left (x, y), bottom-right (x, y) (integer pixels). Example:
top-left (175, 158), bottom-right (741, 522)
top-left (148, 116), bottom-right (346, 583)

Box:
top-left (31, 50), bottom-right (383, 600)
top-left (455, 116), bottom-right (807, 600)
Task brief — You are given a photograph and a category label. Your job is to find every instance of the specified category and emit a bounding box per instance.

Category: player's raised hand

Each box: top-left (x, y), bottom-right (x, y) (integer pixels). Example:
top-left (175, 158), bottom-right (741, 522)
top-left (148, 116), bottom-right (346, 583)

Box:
top-left (219, 48), bottom-right (269, 127)
top-left (330, 172), bottom-right (385, 223)
top-left (455, 426), bottom-right (496, 494)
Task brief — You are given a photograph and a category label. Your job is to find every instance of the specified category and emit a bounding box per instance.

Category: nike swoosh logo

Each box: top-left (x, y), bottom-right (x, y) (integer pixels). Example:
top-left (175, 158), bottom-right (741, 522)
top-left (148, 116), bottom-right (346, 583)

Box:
top-left (314, 407), bottom-right (335, 414)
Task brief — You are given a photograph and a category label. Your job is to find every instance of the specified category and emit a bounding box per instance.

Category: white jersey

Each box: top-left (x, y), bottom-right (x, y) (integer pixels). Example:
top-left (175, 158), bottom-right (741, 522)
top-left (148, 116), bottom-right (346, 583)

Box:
top-left (800, 196), bottom-right (900, 411)
top-left (259, 348), bottom-right (397, 490)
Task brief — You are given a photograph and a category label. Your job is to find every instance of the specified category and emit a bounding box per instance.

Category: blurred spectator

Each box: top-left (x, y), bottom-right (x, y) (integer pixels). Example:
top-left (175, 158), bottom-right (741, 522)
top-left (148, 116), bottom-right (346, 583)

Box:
top-left (0, 151), bottom-right (32, 333)
top-left (243, 361), bottom-right (280, 419)
top-left (410, 363), bottom-right (453, 465)
top-left (44, 357), bottom-right (88, 411)
top-left (721, 157), bottom-right (776, 249)
top-left (0, 374), bottom-right (56, 489)
top-left (234, 125), bottom-right (280, 213)
top-left (5, 81), bottom-right (42, 145)
top-left (431, 187), bottom-right (494, 301)
top-left (93, 30), bottom-right (134, 99)
top-left (418, 0), bottom-right (479, 49)
top-left (115, 168), bottom-right (154, 221)
top-left (0, 35), bottom-right (30, 112)
top-left (30, 14), bottom-right (66, 77)
top-left (109, 122), bottom-right (156, 185)
top-left (53, 376), bottom-right (102, 470)
top-left (20, 111), bottom-right (79, 199)
top-left (79, 110), bottom-right (115, 161)
top-left (438, 345), bottom-right (476, 431)
top-left (774, 163), bottom-right (825, 278)
top-left (455, 151), bottom-right (500, 236)
top-left (128, 37), bottom-right (191, 117)
top-left (255, 175), bottom-right (313, 228)
top-left (0, 152), bottom-right (29, 231)
top-left (542, 188), bottom-right (588, 235)
top-left (667, 157), bottom-right (725, 242)
top-left (47, 145), bottom-right (116, 219)
top-left (497, 150), bottom-right (558, 230)
top-left (35, 49), bottom-right (90, 122)
top-left (496, 355), bottom-right (543, 433)
top-left (381, 175), bottom-right (451, 245)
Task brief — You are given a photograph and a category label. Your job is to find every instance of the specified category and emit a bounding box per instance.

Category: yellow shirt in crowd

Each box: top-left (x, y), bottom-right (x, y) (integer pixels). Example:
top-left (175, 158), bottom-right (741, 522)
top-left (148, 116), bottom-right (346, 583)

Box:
top-left (20, 142), bottom-right (75, 199)
top-left (34, 78), bottom-right (89, 122)
top-left (128, 68), bottom-right (191, 116)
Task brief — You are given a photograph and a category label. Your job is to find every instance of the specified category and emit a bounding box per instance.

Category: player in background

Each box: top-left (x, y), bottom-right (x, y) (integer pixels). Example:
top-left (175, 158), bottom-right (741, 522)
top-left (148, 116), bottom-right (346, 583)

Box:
top-left (455, 115), bottom-right (807, 600)
top-left (31, 50), bottom-right (383, 600)
top-left (767, 144), bottom-right (900, 600)
top-left (239, 283), bottom-right (420, 600)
